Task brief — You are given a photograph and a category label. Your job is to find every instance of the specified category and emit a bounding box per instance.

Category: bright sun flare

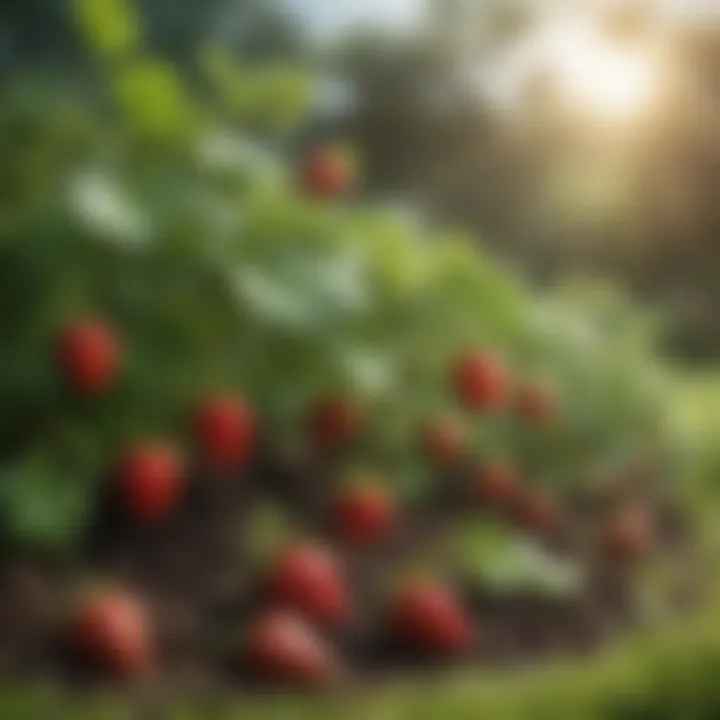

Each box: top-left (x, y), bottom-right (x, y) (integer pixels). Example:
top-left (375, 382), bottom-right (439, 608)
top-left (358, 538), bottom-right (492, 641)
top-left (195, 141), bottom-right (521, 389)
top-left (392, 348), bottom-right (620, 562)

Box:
top-left (544, 18), bottom-right (658, 120)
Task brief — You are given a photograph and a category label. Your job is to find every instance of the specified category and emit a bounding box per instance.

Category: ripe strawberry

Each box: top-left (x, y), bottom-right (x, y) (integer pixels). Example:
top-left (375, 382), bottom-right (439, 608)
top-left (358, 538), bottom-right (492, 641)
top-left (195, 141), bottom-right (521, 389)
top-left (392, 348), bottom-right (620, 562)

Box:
top-left (388, 580), bottom-right (473, 657)
top-left (473, 460), bottom-right (518, 507)
top-left (56, 318), bottom-right (120, 396)
top-left (420, 418), bottom-right (465, 464)
top-left (453, 350), bottom-right (509, 411)
top-left (265, 540), bottom-right (349, 628)
top-left (514, 489), bottom-right (560, 535)
top-left (300, 146), bottom-right (354, 197)
top-left (604, 509), bottom-right (653, 561)
top-left (331, 483), bottom-right (396, 546)
top-left (194, 395), bottom-right (256, 470)
top-left (307, 395), bottom-right (359, 450)
top-left (115, 443), bottom-right (183, 524)
top-left (71, 587), bottom-right (151, 677)
top-left (244, 610), bottom-right (340, 686)
top-left (516, 380), bottom-right (556, 424)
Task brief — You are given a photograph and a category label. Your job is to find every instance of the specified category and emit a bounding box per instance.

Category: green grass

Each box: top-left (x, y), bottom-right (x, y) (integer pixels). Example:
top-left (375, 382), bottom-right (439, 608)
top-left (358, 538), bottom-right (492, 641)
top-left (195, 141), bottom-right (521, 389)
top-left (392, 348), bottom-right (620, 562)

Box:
top-left (4, 601), bottom-right (720, 719)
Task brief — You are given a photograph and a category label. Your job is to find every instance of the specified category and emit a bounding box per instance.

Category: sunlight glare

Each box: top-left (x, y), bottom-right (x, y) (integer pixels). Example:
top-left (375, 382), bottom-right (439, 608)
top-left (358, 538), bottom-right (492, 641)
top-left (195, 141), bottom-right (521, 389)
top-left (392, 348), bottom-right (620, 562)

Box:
top-left (545, 19), bottom-right (658, 121)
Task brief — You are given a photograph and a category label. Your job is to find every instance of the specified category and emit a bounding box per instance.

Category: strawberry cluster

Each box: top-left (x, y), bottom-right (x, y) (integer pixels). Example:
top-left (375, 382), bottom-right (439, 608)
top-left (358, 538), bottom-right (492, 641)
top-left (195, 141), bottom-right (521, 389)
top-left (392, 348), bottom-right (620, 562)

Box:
top-left (52, 156), bottom-right (654, 689)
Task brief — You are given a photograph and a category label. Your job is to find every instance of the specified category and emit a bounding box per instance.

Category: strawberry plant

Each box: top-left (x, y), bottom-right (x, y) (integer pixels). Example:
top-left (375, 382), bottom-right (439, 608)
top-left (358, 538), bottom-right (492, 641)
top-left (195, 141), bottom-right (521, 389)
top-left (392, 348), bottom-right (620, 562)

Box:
top-left (0, 0), bottom-right (700, 697)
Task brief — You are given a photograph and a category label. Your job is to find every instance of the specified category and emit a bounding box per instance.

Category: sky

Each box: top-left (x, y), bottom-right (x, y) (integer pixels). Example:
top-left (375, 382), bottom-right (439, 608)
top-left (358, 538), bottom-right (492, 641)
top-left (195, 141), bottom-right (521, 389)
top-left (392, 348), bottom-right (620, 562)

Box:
top-left (282, 0), bottom-right (425, 41)
top-left (279, 1), bottom-right (720, 44)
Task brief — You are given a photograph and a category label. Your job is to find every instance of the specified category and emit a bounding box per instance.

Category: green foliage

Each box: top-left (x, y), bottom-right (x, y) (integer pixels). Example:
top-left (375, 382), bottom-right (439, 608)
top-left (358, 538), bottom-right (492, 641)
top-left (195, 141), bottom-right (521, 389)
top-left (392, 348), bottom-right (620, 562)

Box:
top-left (202, 46), bottom-right (313, 130)
top-left (75, 0), bottom-right (140, 57)
top-left (0, 0), bottom-right (690, 555)
top-left (0, 451), bottom-right (95, 552)
top-left (113, 60), bottom-right (200, 141)
top-left (454, 519), bottom-right (586, 597)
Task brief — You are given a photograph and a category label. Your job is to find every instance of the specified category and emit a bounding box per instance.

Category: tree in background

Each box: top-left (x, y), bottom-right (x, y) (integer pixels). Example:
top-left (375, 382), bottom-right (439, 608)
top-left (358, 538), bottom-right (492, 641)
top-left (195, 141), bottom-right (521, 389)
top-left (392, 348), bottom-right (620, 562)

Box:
top-left (0, 0), bottom-right (305, 75)
top-left (333, 0), bottom-right (720, 358)
top-left (0, 1), bottom-right (81, 72)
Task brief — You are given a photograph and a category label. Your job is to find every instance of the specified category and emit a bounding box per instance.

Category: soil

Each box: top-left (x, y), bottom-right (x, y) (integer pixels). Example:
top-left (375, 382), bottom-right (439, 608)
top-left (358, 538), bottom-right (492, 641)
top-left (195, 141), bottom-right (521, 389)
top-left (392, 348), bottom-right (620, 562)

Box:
top-left (0, 445), bottom-right (698, 702)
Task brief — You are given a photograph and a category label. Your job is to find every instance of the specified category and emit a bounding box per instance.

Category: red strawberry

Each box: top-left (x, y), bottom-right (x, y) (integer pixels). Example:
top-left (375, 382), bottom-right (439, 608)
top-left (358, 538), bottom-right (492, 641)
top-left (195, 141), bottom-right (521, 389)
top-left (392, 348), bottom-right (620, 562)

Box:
top-left (194, 395), bottom-right (256, 470)
top-left (307, 395), bottom-right (359, 450)
top-left (420, 418), bottom-right (465, 464)
top-left (244, 610), bottom-right (340, 686)
top-left (388, 580), bottom-right (473, 657)
top-left (473, 460), bottom-right (518, 507)
top-left (453, 350), bottom-right (509, 411)
top-left (604, 509), bottom-right (653, 561)
top-left (115, 443), bottom-right (183, 524)
top-left (265, 541), bottom-right (349, 628)
top-left (300, 146), bottom-right (354, 197)
top-left (71, 587), bottom-right (151, 677)
top-left (516, 380), bottom-right (556, 424)
top-left (56, 318), bottom-right (120, 396)
top-left (331, 483), bottom-right (396, 546)
top-left (514, 490), bottom-right (560, 535)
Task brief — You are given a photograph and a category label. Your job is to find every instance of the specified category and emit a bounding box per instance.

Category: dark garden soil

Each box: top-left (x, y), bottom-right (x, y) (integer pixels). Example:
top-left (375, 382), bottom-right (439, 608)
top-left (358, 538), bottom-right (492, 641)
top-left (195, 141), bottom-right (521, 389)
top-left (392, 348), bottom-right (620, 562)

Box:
top-left (0, 443), bottom-right (698, 703)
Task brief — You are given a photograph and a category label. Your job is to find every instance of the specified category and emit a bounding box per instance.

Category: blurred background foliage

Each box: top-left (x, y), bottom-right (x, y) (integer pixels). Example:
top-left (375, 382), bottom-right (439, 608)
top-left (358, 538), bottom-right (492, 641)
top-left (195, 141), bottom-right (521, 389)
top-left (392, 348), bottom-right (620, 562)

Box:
top-left (2, 1), bottom-right (719, 358)
top-left (333, 1), bottom-right (720, 362)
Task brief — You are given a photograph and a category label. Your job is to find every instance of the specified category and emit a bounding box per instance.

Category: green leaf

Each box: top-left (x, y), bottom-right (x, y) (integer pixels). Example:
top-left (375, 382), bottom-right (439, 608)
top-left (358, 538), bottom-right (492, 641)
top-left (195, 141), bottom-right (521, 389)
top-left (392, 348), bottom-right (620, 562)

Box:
top-left (113, 61), bottom-right (198, 142)
top-left (0, 453), bottom-right (95, 552)
top-left (75, 0), bottom-right (140, 57)
top-left (455, 521), bottom-right (586, 597)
